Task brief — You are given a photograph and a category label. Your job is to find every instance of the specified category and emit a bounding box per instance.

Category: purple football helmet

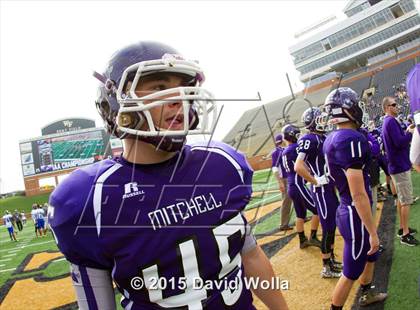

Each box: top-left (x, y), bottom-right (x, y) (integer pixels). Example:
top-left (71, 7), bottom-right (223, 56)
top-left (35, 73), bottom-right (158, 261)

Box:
top-left (324, 87), bottom-right (363, 127)
top-left (301, 107), bottom-right (328, 132)
top-left (281, 124), bottom-right (300, 143)
top-left (94, 41), bottom-right (217, 152)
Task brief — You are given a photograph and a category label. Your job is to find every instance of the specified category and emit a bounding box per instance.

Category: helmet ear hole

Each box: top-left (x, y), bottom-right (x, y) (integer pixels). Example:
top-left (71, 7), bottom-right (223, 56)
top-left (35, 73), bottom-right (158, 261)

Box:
top-left (96, 97), bottom-right (111, 119)
top-left (117, 112), bottom-right (145, 131)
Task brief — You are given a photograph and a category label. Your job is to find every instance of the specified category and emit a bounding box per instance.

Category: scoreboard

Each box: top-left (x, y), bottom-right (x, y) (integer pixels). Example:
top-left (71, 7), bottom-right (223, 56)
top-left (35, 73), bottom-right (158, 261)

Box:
top-left (19, 128), bottom-right (111, 176)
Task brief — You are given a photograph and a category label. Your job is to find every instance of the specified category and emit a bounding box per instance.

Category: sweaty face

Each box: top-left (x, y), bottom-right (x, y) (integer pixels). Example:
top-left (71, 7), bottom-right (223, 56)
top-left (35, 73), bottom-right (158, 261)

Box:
top-left (134, 72), bottom-right (195, 131)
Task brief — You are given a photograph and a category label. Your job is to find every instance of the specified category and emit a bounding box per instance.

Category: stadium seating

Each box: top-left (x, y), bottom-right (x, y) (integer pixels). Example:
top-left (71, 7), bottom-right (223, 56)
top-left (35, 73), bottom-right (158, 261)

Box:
top-left (341, 75), bottom-right (371, 97)
top-left (371, 59), bottom-right (415, 105)
top-left (224, 56), bottom-right (418, 158)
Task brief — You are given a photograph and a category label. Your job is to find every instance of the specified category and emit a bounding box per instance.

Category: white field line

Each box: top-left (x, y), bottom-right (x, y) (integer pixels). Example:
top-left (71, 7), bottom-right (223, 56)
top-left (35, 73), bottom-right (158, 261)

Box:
top-left (0, 239), bottom-right (54, 253)
top-left (0, 267), bottom-right (16, 273)
top-left (0, 258), bottom-right (12, 262)
top-left (2, 253), bottom-right (18, 258)
top-left (247, 193), bottom-right (282, 209)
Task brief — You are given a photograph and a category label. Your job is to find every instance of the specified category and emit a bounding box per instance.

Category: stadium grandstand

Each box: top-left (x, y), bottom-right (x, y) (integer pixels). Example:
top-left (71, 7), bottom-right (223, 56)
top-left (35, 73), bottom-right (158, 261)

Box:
top-left (223, 0), bottom-right (420, 166)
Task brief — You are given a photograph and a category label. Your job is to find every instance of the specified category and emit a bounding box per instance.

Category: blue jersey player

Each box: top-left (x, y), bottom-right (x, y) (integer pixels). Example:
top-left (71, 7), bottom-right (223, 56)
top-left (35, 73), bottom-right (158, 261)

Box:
top-left (281, 124), bottom-right (321, 249)
top-left (48, 41), bottom-right (288, 310)
top-left (323, 88), bottom-right (387, 309)
top-left (294, 107), bottom-right (341, 279)
top-left (3, 211), bottom-right (18, 242)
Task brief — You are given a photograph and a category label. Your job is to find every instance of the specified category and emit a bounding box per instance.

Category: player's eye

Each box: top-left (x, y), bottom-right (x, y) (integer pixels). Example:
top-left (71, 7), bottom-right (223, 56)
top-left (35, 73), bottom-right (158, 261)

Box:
top-left (154, 84), bottom-right (167, 91)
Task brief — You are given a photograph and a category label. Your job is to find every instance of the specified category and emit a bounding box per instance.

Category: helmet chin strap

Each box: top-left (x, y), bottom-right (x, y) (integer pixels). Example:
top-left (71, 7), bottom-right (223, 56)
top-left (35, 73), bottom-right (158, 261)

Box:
top-left (343, 109), bottom-right (362, 127)
top-left (141, 135), bottom-right (187, 152)
top-left (117, 107), bottom-right (199, 152)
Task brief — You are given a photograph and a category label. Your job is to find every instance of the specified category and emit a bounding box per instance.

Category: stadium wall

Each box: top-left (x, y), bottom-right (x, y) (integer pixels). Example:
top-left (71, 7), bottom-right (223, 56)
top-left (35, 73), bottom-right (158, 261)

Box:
top-left (247, 155), bottom-right (271, 171)
top-left (24, 168), bottom-right (78, 197)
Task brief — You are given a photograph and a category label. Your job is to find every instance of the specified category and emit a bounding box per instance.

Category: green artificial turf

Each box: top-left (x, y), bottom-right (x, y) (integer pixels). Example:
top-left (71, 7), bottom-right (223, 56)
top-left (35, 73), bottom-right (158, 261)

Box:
top-left (384, 171), bottom-right (420, 310)
top-left (1, 168), bottom-right (418, 309)
top-left (0, 193), bottom-right (50, 214)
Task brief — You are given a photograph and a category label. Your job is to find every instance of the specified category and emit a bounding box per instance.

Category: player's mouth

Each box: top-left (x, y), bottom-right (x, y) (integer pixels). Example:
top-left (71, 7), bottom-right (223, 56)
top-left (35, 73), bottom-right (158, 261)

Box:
top-left (165, 114), bottom-right (184, 130)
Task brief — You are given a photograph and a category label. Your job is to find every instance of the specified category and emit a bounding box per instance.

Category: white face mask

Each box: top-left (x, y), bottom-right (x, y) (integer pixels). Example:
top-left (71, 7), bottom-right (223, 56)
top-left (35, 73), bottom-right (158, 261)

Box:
top-left (116, 56), bottom-right (218, 138)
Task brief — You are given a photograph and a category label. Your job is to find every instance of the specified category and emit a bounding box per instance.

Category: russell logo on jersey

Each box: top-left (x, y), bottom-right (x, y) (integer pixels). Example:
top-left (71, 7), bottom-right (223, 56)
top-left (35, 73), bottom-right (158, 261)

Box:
top-left (122, 182), bottom-right (145, 199)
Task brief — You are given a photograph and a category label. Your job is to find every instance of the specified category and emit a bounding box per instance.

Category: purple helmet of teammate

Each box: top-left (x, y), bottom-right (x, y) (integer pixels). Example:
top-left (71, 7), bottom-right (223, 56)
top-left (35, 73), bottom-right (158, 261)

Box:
top-left (324, 87), bottom-right (364, 127)
top-left (93, 41), bottom-right (217, 152)
top-left (275, 133), bottom-right (283, 145)
top-left (301, 107), bottom-right (328, 132)
top-left (281, 124), bottom-right (300, 143)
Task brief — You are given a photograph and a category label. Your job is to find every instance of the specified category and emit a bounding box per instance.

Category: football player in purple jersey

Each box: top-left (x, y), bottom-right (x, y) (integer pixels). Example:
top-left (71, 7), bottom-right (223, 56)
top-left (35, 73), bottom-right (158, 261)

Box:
top-left (48, 41), bottom-right (288, 310)
top-left (271, 134), bottom-right (293, 231)
top-left (294, 107), bottom-right (341, 278)
top-left (359, 123), bottom-right (382, 219)
top-left (281, 124), bottom-right (321, 249)
top-left (368, 121), bottom-right (394, 196)
top-left (323, 88), bottom-right (387, 309)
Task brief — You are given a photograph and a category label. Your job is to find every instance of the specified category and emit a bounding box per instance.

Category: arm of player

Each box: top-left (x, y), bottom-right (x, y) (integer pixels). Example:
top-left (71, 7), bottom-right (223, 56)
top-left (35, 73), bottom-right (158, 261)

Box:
top-left (346, 168), bottom-right (379, 255)
top-left (294, 155), bottom-right (317, 186)
top-left (241, 245), bottom-right (289, 310)
top-left (272, 170), bottom-right (285, 193)
top-left (388, 119), bottom-right (412, 149)
top-left (69, 263), bottom-right (116, 310)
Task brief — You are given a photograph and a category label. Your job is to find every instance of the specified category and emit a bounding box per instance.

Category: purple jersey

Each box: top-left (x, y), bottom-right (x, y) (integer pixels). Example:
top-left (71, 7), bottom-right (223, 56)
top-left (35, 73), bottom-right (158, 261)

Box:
top-left (49, 141), bottom-right (255, 310)
top-left (324, 129), bottom-right (378, 280)
top-left (382, 115), bottom-right (412, 175)
top-left (281, 143), bottom-right (302, 185)
top-left (399, 119), bottom-right (408, 131)
top-left (323, 129), bottom-right (372, 207)
top-left (282, 143), bottom-right (316, 218)
top-left (407, 64), bottom-right (420, 113)
top-left (271, 147), bottom-right (286, 178)
top-left (297, 133), bottom-right (338, 231)
top-left (360, 128), bottom-right (380, 158)
top-left (296, 133), bottom-right (328, 178)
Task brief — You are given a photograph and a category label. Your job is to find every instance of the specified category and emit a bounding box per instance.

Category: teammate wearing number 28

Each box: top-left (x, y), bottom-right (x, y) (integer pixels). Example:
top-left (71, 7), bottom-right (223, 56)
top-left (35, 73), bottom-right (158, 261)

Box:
top-left (48, 42), bottom-right (288, 310)
top-left (294, 107), bottom-right (341, 279)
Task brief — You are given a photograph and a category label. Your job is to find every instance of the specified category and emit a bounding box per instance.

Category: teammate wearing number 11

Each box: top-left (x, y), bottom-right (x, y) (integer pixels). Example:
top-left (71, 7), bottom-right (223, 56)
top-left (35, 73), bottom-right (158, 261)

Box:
top-left (48, 41), bottom-right (288, 310)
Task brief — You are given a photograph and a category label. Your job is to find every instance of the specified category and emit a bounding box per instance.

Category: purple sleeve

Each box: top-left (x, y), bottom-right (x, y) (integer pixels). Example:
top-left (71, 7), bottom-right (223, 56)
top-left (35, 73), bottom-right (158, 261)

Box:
top-left (49, 165), bottom-right (114, 270)
top-left (407, 64), bottom-right (420, 113)
top-left (386, 118), bottom-right (412, 149)
top-left (271, 149), bottom-right (279, 168)
top-left (367, 133), bottom-right (380, 158)
top-left (297, 135), bottom-right (317, 157)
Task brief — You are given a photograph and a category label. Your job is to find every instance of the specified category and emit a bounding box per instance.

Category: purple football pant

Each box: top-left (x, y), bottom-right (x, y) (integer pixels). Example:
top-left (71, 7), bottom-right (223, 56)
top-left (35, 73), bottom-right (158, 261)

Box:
top-left (312, 185), bottom-right (338, 233)
top-left (288, 183), bottom-right (317, 219)
top-left (336, 205), bottom-right (379, 280)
